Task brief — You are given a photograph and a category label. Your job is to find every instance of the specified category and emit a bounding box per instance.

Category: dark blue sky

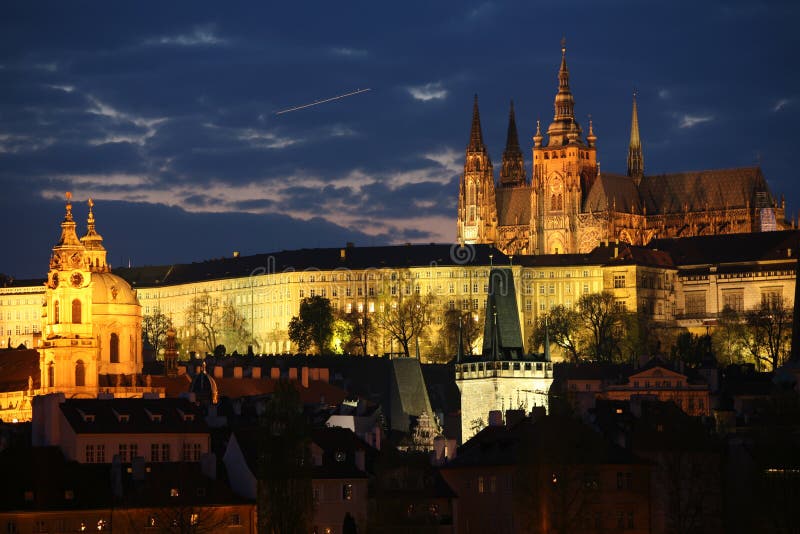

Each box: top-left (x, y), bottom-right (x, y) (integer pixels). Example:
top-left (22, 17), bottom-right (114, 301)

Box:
top-left (1, 1), bottom-right (798, 278)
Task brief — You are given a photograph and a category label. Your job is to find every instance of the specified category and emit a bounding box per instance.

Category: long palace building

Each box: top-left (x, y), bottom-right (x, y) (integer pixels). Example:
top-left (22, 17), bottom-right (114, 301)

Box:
top-left (457, 41), bottom-right (790, 255)
top-left (1, 197), bottom-right (797, 364)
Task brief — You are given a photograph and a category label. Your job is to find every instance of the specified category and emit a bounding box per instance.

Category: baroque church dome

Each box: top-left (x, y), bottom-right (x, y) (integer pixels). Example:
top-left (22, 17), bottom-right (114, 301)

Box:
top-left (91, 271), bottom-right (139, 306)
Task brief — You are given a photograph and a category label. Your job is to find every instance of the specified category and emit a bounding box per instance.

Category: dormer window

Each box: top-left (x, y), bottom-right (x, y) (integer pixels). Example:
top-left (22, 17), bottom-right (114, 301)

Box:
top-left (112, 409), bottom-right (130, 423)
top-left (176, 409), bottom-right (195, 422)
top-left (77, 409), bottom-right (95, 423)
top-left (335, 451), bottom-right (346, 462)
top-left (145, 409), bottom-right (162, 423)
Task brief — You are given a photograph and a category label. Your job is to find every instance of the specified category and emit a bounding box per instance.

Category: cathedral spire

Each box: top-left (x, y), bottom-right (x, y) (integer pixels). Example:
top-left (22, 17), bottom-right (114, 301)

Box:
top-left (500, 100), bottom-right (526, 187)
top-left (546, 39), bottom-right (582, 146)
top-left (468, 94), bottom-right (486, 152)
top-left (627, 92), bottom-right (644, 180)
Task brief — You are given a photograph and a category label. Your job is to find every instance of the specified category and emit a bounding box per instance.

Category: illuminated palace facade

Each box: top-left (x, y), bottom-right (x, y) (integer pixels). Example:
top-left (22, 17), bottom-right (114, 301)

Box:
top-left (457, 42), bottom-right (790, 256)
top-left (2, 208), bottom-right (797, 367)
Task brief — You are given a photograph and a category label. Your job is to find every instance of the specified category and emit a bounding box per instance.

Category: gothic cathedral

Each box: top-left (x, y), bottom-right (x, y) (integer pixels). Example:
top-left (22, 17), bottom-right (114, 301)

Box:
top-left (457, 42), bottom-right (789, 255)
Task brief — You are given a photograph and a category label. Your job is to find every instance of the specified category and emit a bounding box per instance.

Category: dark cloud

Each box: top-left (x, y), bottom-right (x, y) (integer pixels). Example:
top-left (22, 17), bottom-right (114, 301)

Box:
top-left (1, 1), bottom-right (798, 277)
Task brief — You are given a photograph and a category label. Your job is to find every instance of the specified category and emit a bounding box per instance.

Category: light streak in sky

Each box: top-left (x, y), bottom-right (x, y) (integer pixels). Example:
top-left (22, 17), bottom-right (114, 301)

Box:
top-left (275, 88), bottom-right (372, 115)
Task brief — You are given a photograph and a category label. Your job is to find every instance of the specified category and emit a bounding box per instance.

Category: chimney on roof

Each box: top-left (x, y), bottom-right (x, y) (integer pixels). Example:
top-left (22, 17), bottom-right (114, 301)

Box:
top-left (488, 410), bottom-right (503, 427)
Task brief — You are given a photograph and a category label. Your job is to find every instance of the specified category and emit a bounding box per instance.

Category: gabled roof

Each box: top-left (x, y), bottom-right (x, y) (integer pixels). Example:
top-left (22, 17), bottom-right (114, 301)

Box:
top-left (481, 268), bottom-right (524, 359)
top-left (584, 172), bottom-right (642, 213)
top-left (495, 186), bottom-right (532, 227)
top-left (390, 358), bottom-right (435, 433)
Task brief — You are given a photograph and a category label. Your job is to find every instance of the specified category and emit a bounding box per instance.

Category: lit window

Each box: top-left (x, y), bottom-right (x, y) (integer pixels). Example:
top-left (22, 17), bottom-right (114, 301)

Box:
top-left (342, 483), bottom-right (353, 501)
top-left (170, 488), bottom-right (180, 497)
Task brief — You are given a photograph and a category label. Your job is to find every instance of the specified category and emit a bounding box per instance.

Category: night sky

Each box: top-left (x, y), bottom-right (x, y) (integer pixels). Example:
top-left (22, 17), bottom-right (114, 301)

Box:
top-left (1, 1), bottom-right (798, 278)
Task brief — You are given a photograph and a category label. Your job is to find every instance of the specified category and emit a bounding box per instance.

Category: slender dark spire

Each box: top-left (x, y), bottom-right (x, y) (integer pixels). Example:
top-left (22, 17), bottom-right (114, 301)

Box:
top-left (627, 92), bottom-right (644, 180)
top-left (500, 100), bottom-right (526, 187)
top-left (468, 94), bottom-right (486, 152)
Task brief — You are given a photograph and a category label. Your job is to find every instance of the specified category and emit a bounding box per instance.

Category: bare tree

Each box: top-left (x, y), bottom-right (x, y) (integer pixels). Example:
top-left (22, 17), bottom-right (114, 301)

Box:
top-left (375, 282), bottom-right (434, 358)
top-left (577, 292), bottom-right (625, 363)
top-left (185, 294), bottom-right (254, 355)
top-left (442, 308), bottom-right (483, 357)
top-left (743, 297), bottom-right (793, 371)
top-left (530, 305), bottom-right (583, 362)
top-left (143, 308), bottom-right (174, 357)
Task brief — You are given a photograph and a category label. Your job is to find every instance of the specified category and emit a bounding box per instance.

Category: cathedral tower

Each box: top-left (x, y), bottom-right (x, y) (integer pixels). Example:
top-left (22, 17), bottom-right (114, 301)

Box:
top-left (499, 101), bottom-right (526, 188)
top-left (627, 92), bottom-right (644, 182)
top-left (531, 40), bottom-right (599, 254)
top-left (458, 96), bottom-right (498, 244)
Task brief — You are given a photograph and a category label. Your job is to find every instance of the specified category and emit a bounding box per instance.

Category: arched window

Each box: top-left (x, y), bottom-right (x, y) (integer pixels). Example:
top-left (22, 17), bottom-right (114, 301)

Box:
top-left (75, 360), bottom-right (85, 387)
top-left (54, 301), bottom-right (60, 324)
top-left (72, 299), bottom-right (81, 324)
top-left (48, 362), bottom-right (54, 388)
top-left (110, 333), bottom-right (120, 363)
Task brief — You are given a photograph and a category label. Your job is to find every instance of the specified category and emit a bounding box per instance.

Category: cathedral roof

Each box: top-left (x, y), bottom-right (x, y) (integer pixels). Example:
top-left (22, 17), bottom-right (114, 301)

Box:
top-left (583, 167), bottom-right (773, 216)
top-left (583, 172), bottom-right (642, 213)
top-left (495, 186), bottom-right (531, 226)
top-left (639, 167), bottom-right (769, 214)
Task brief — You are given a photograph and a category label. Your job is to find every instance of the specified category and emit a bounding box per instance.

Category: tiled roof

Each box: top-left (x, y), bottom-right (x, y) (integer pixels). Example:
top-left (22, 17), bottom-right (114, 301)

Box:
top-left (584, 172), bottom-right (642, 213)
top-left (480, 268), bottom-right (524, 359)
top-left (444, 415), bottom-right (643, 469)
top-left (495, 186), bottom-right (532, 226)
top-left (113, 244), bottom-right (506, 287)
top-left (647, 230), bottom-right (799, 266)
top-left (639, 167), bottom-right (769, 214)
top-left (59, 397), bottom-right (209, 434)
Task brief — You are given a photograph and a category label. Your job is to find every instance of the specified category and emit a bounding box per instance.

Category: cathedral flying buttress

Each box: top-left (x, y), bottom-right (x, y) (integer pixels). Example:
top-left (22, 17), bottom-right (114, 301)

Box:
top-left (456, 41), bottom-right (790, 255)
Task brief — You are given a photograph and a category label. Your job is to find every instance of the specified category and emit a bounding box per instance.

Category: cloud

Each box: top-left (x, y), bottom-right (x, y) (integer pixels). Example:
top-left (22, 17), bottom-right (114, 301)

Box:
top-left (423, 148), bottom-right (462, 173)
top-left (86, 96), bottom-right (166, 145)
top-left (47, 84), bottom-right (75, 93)
top-left (407, 82), bottom-right (448, 102)
top-left (773, 98), bottom-right (791, 112)
top-left (678, 114), bottom-right (713, 128)
top-left (658, 89), bottom-right (670, 100)
top-left (144, 25), bottom-right (225, 47)
top-left (330, 47), bottom-right (368, 58)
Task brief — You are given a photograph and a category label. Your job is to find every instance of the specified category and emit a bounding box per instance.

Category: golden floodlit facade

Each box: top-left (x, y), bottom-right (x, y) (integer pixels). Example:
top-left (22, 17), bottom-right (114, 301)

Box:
top-left (457, 42), bottom-right (790, 256)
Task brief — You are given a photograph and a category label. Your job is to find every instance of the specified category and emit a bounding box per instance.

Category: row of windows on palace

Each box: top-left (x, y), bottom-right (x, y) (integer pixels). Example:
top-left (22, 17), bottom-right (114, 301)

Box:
top-left (83, 442), bottom-right (203, 464)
